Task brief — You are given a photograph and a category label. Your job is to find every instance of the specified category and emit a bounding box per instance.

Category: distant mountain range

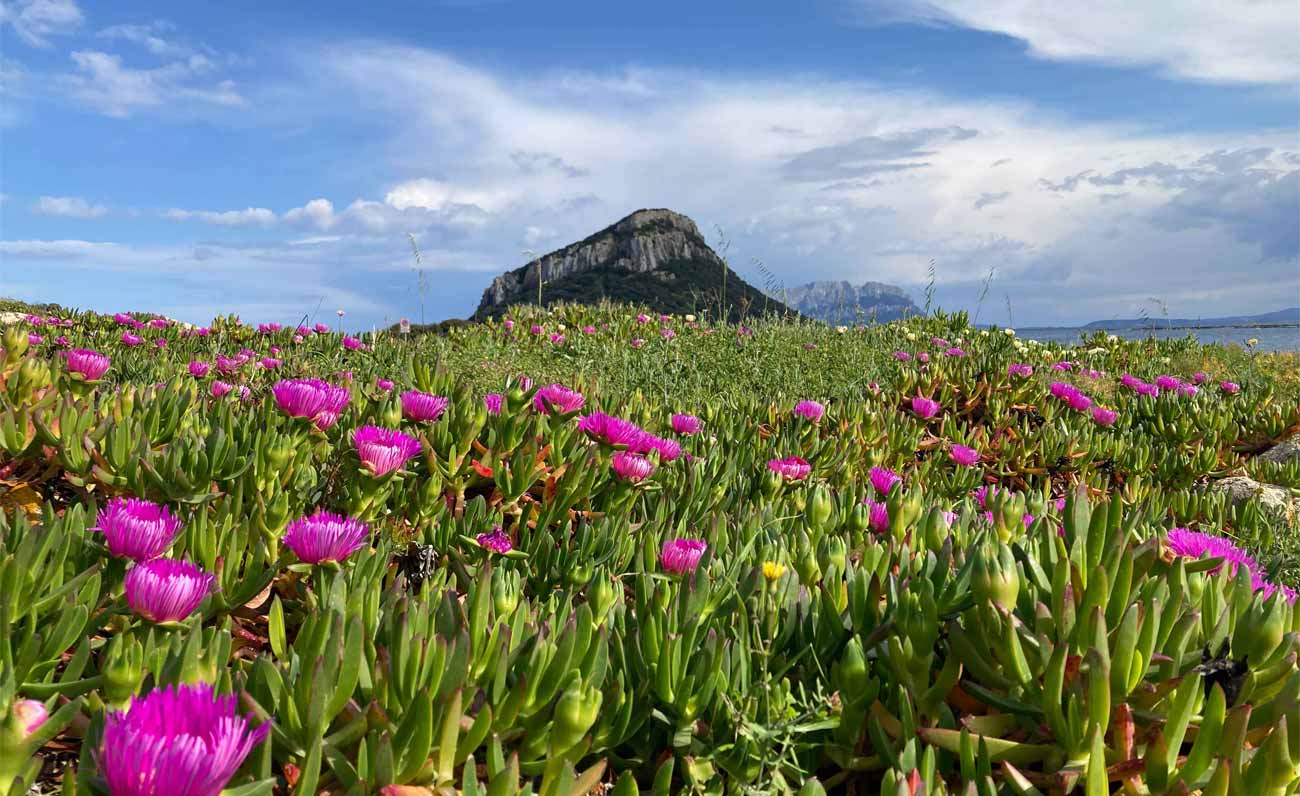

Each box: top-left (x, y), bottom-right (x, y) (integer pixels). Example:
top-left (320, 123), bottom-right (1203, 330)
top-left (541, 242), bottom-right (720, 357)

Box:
top-left (779, 280), bottom-right (919, 324)
top-left (472, 209), bottom-right (797, 322)
top-left (1080, 307), bottom-right (1299, 330)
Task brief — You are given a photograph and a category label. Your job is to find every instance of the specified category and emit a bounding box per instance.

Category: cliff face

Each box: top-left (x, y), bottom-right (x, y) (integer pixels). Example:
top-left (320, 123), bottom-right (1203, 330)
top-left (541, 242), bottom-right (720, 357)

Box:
top-left (781, 280), bottom-right (918, 324)
top-left (472, 209), bottom-right (794, 321)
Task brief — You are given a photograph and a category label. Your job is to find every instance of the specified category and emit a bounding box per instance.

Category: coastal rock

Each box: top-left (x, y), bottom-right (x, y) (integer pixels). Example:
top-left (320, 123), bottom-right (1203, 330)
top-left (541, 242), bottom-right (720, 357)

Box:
top-left (1258, 433), bottom-right (1300, 466)
top-left (781, 280), bottom-right (919, 324)
top-left (1210, 476), bottom-right (1294, 514)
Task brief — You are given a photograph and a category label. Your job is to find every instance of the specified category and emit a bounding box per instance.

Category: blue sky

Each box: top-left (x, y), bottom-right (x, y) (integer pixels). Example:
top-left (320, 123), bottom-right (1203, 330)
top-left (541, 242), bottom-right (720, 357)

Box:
top-left (2, 0), bottom-right (1297, 328)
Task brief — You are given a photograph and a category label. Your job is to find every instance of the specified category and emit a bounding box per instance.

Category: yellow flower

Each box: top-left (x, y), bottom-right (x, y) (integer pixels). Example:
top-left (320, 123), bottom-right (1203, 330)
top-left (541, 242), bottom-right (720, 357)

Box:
top-left (762, 561), bottom-right (786, 581)
top-left (1247, 337), bottom-right (1259, 347)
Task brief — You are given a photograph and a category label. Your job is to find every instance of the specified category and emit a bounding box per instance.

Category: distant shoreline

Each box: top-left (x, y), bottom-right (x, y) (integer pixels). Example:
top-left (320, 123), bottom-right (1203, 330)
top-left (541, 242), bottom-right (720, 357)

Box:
top-left (1022, 323), bottom-right (1300, 332)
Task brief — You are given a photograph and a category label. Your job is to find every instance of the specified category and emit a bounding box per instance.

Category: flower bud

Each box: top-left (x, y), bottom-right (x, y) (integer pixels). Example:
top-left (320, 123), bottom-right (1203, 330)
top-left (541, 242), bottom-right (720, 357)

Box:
top-left (972, 541), bottom-right (1020, 611)
top-left (550, 678), bottom-right (602, 754)
top-left (806, 484), bottom-right (834, 530)
top-left (1232, 591), bottom-right (1288, 664)
top-left (795, 541), bottom-right (822, 587)
top-left (11, 699), bottom-right (47, 738)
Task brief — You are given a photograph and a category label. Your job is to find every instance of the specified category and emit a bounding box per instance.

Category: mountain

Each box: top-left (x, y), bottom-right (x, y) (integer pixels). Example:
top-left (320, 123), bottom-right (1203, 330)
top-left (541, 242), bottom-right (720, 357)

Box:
top-left (780, 280), bottom-right (919, 324)
top-left (1081, 307), bottom-right (1300, 329)
top-left (471, 209), bottom-right (797, 322)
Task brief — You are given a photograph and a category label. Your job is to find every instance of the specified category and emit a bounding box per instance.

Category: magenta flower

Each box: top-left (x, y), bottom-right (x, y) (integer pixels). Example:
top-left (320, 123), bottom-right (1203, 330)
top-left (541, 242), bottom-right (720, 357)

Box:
top-left (579, 412), bottom-right (647, 448)
top-left (93, 497), bottom-right (182, 561)
top-left (862, 499), bottom-right (890, 533)
top-left (124, 559), bottom-right (216, 623)
top-left (660, 538), bottom-right (707, 574)
top-left (353, 426), bottom-right (422, 476)
top-left (377, 378), bottom-right (394, 392)
top-left (401, 390), bottom-right (450, 423)
top-left (893, 351), bottom-right (912, 361)
top-left (211, 381), bottom-right (234, 398)
top-left (55, 335), bottom-right (70, 347)
top-left (550, 333), bottom-right (566, 345)
top-left (1052, 361), bottom-right (1073, 371)
top-left (121, 332), bottom-right (142, 346)
top-left (529, 324), bottom-right (544, 336)
top-left (612, 451), bottom-right (655, 482)
top-left (793, 400), bottom-right (825, 422)
top-left (916, 352), bottom-right (930, 363)
top-left (640, 435), bottom-right (682, 462)
top-left (930, 337), bottom-right (949, 347)
top-left (1220, 381), bottom-right (1240, 394)
top-left (630, 338), bottom-right (645, 349)
top-left (534, 383), bottom-right (585, 415)
top-left (768, 456), bottom-right (811, 481)
top-left (314, 322), bottom-right (330, 334)
top-left (671, 413), bottom-right (702, 435)
top-left (283, 510), bottom-right (370, 564)
top-left (660, 328), bottom-right (676, 340)
top-left (28, 333), bottom-right (42, 346)
top-left (477, 527), bottom-right (513, 554)
top-left (113, 312), bottom-right (133, 326)
top-left (945, 347), bottom-right (965, 358)
top-left (582, 325), bottom-right (597, 334)
top-left (1192, 371), bottom-right (1209, 384)
top-left (1178, 382), bottom-right (1198, 397)
top-left (188, 361), bottom-right (210, 378)
top-left (870, 466), bottom-right (901, 495)
top-left (636, 313), bottom-right (650, 324)
top-left (910, 396), bottom-right (940, 418)
top-left (64, 348), bottom-right (111, 380)
top-left (1049, 381), bottom-right (1076, 400)
top-left (273, 379), bottom-right (351, 431)
top-left (98, 682), bottom-right (270, 796)
top-left (503, 319), bottom-right (516, 331)
top-left (484, 393), bottom-right (504, 415)
top-left (342, 336), bottom-right (363, 350)
top-left (1167, 528), bottom-right (1257, 580)
top-left (950, 444), bottom-right (980, 467)
top-left (1008, 364), bottom-right (1033, 378)
top-left (1092, 407), bottom-right (1118, 426)
top-left (1067, 392), bottom-right (1093, 412)
top-left (258, 357), bottom-right (280, 369)
top-left (1155, 375), bottom-right (1180, 390)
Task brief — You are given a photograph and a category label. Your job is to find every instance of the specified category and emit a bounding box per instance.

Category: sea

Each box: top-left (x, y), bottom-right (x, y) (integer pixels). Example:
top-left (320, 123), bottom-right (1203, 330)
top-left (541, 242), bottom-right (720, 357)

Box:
top-left (1015, 325), bottom-right (1299, 353)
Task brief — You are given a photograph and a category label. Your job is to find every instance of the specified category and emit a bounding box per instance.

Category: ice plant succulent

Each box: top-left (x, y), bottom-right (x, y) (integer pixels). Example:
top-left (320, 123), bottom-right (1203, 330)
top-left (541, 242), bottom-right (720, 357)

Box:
top-left (484, 393), bottom-right (504, 415)
top-left (400, 390), bottom-right (450, 422)
top-left (353, 426), bottom-right (422, 476)
top-left (579, 412), bottom-right (647, 448)
top-left (910, 396), bottom-right (939, 418)
top-left (93, 497), bottom-right (182, 562)
top-left (1166, 528), bottom-right (1257, 580)
top-left (124, 558), bottom-right (216, 623)
top-left (949, 444), bottom-right (980, 467)
top-left (64, 348), bottom-right (111, 380)
top-left (660, 538), bottom-right (707, 574)
top-left (98, 682), bottom-right (270, 796)
top-left (283, 510), bottom-right (371, 564)
top-left (671, 413), bottom-right (702, 435)
top-left (272, 378), bottom-right (351, 431)
top-left (870, 466), bottom-right (901, 495)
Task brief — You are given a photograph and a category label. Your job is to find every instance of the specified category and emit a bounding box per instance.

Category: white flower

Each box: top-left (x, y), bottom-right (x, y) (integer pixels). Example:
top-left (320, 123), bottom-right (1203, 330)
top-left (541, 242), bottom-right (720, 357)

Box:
top-left (954, 337), bottom-right (964, 345)
top-left (835, 325), bottom-right (848, 334)
top-left (557, 324), bottom-right (567, 332)
top-left (906, 332), bottom-right (917, 341)
top-left (1004, 328), bottom-right (1016, 336)
top-left (685, 314), bottom-right (696, 323)
top-left (979, 330), bottom-right (989, 337)
top-left (1106, 334), bottom-right (1119, 343)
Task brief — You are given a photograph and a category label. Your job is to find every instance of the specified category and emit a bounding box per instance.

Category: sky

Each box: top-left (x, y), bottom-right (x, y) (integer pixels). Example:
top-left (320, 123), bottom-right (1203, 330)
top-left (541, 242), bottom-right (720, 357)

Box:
top-left (1, 0), bottom-right (1297, 329)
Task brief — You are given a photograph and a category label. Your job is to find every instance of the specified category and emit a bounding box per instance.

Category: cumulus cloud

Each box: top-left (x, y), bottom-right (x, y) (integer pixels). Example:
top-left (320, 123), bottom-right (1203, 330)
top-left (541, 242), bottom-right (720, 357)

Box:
top-left (865, 0), bottom-right (1298, 84)
top-left (0, 0), bottom-right (82, 47)
top-left (35, 195), bottom-right (107, 218)
top-left (163, 206), bottom-right (276, 226)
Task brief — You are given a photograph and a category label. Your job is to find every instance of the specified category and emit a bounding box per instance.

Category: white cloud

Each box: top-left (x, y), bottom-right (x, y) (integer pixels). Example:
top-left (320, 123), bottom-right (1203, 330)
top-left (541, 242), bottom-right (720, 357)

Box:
top-left (59, 50), bottom-right (245, 117)
top-left (35, 195), bottom-right (107, 218)
top-left (96, 21), bottom-right (191, 59)
top-left (0, 0), bottom-right (82, 47)
top-left (163, 206), bottom-right (275, 226)
top-left (282, 198), bottom-right (337, 230)
top-left (865, 0), bottom-right (1298, 84)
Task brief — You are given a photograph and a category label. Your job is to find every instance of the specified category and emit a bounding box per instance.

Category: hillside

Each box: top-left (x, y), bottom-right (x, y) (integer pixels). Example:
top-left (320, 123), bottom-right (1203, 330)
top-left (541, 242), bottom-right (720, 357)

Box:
top-left (1082, 307), bottom-right (1300, 329)
top-left (471, 209), bottom-right (797, 322)
top-left (780, 280), bottom-right (918, 324)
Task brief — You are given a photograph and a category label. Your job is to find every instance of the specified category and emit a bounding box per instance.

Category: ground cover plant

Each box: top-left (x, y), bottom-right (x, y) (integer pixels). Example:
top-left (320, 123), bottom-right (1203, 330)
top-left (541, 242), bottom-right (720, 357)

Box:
top-left (0, 302), bottom-right (1298, 795)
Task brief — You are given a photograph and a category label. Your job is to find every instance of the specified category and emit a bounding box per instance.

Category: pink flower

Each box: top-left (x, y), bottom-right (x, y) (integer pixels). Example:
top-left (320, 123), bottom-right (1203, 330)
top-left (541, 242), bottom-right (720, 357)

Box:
top-left (640, 435), bottom-right (682, 462)
top-left (1167, 528), bottom-right (1257, 580)
top-left (283, 511), bottom-right (370, 564)
top-left (1052, 361), bottom-right (1073, 371)
top-left (529, 324), bottom-right (544, 336)
top-left (916, 352), bottom-right (930, 363)
top-left (28, 333), bottom-right (42, 346)
top-left (188, 361), bottom-right (210, 378)
top-left (314, 322), bottom-right (330, 334)
top-left (660, 538), bottom-right (706, 574)
top-left (862, 499), bottom-right (890, 533)
top-left (945, 347), bottom-right (966, 358)
top-left (930, 337), bottom-right (949, 347)
top-left (660, 328), bottom-right (676, 339)
top-left (1092, 407), bottom-right (1118, 426)
top-left (113, 312), bottom-right (134, 326)
top-left (1192, 371), bottom-right (1209, 384)
top-left (273, 379), bottom-right (352, 430)
top-left (121, 332), bottom-right (142, 346)
top-left (93, 497), bottom-right (182, 562)
top-left (484, 393), bottom-right (504, 415)
top-left (54, 335), bottom-right (69, 347)
top-left (793, 400), bottom-right (825, 422)
top-left (582, 325), bottom-right (597, 334)
top-left (612, 451), bottom-right (655, 482)
top-left (893, 351), bottom-right (912, 361)
top-left (579, 412), bottom-right (647, 448)
top-left (211, 381), bottom-right (234, 398)
top-left (400, 390), bottom-right (449, 422)
top-left (636, 313), bottom-right (650, 324)
top-left (503, 319), bottom-right (515, 331)
top-left (1067, 392), bottom-right (1093, 412)
top-left (477, 528), bottom-right (513, 554)
top-left (910, 396), bottom-right (940, 418)
top-left (534, 383), bottom-right (585, 415)
top-left (65, 349), bottom-right (111, 380)
top-left (1220, 381), bottom-right (1240, 394)
top-left (124, 559), bottom-right (216, 623)
top-left (870, 466), bottom-right (901, 495)
top-left (1155, 375), bottom-right (1180, 390)
top-left (1008, 364), bottom-right (1033, 378)
top-left (550, 333), bottom-right (566, 344)
top-left (631, 338), bottom-right (645, 349)
top-left (671, 413), bottom-right (702, 435)
top-left (950, 444), bottom-right (980, 467)
top-left (353, 426), bottom-right (422, 476)
top-left (259, 357), bottom-right (281, 369)
top-left (768, 456), bottom-right (811, 481)
top-left (342, 336), bottom-right (364, 350)
top-left (12, 700), bottom-right (47, 737)
top-left (376, 378), bottom-right (394, 392)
